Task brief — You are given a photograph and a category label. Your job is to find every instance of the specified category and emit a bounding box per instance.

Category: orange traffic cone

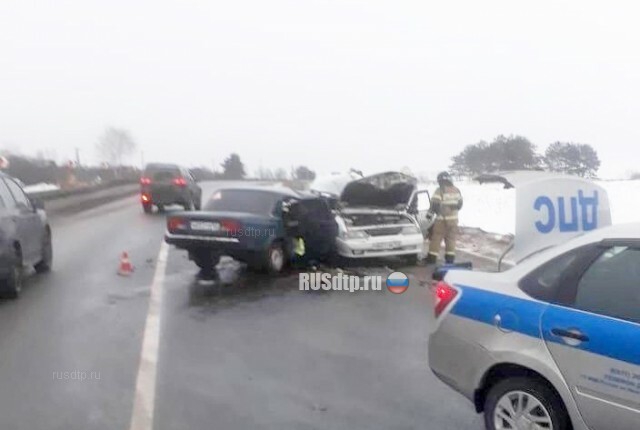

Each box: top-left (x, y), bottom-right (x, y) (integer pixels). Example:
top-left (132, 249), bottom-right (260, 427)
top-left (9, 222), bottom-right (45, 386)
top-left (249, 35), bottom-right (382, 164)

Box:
top-left (118, 252), bottom-right (134, 276)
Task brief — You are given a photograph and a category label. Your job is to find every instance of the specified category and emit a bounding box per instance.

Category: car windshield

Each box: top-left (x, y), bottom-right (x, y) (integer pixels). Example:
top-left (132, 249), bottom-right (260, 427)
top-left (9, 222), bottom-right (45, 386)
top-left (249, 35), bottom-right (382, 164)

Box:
top-left (145, 166), bottom-right (180, 181)
top-left (204, 189), bottom-right (280, 215)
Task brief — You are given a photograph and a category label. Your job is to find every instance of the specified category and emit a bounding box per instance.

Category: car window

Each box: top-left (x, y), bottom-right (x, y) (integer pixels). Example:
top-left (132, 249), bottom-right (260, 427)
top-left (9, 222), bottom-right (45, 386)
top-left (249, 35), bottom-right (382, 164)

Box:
top-left (182, 169), bottom-right (194, 182)
top-left (0, 179), bottom-right (13, 209)
top-left (519, 245), bottom-right (594, 302)
top-left (4, 179), bottom-right (31, 210)
top-left (573, 246), bottom-right (640, 324)
top-left (204, 190), bottom-right (280, 215)
top-left (144, 166), bottom-right (180, 181)
top-left (408, 190), bottom-right (430, 213)
top-left (294, 199), bottom-right (333, 220)
top-left (415, 191), bottom-right (430, 211)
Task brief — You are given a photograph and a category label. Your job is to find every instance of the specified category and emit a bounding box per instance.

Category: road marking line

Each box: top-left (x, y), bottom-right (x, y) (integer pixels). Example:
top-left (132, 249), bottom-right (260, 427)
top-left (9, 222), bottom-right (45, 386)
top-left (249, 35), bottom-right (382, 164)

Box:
top-left (129, 241), bottom-right (169, 430)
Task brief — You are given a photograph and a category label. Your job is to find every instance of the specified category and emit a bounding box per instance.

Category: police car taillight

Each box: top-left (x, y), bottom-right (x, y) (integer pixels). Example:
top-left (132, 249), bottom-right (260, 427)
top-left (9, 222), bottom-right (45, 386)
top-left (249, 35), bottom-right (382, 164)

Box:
top-left (434, 281), bottom-right (457, 318)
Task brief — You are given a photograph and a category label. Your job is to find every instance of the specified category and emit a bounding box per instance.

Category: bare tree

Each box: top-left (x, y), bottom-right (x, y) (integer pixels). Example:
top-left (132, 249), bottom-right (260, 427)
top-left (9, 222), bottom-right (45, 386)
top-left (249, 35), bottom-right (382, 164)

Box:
top-left (96, 127), bottom-right (137, 166)
top-left (273, 168), bottom-right (288, 180)
top-left (255, 167), bottom-right (274, 180)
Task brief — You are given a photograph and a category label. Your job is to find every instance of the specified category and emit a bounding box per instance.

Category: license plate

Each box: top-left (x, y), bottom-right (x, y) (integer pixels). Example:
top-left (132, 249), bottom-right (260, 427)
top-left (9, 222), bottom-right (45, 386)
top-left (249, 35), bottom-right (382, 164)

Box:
top-left (190, 221), bottom-right (220, 232)
top-left (373, 241), bottom-right (400, 250)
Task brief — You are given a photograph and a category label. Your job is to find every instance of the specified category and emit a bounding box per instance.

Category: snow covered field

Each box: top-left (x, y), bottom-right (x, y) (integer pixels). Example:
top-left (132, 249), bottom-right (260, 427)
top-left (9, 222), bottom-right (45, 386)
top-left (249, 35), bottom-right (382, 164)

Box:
top-left (422, 180), bottom-right (640, 235)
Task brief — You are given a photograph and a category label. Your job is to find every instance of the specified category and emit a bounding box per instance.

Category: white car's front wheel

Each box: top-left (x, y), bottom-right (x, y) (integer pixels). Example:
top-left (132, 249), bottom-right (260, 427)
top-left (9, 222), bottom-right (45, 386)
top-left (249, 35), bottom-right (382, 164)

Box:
top-left (484, 377), bottom-right (569, 430)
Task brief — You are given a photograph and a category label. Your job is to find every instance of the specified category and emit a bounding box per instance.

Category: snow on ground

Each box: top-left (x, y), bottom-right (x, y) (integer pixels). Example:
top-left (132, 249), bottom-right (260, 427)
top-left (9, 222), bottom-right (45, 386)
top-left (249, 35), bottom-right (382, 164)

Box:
top-left (421, 180), bottom-right (640, 235)
top-left (602, 180), bottom-right (640, 225)
top-left (457, 182), bottom-right (516, 235)
top-left (23, 183), bottom-right (60, 194)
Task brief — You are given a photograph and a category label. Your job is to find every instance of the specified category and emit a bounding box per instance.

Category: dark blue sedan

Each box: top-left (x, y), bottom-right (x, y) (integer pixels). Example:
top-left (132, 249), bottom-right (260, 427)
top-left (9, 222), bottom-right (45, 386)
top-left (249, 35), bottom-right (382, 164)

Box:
top-left (165, 186), bottom-right (337, 277)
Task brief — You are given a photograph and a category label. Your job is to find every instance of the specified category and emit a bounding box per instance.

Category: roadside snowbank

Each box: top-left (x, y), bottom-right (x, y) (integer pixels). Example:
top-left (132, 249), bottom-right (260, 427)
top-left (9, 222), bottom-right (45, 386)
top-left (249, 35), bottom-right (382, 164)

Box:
top-left (23, 183), bottom-right (60, 194)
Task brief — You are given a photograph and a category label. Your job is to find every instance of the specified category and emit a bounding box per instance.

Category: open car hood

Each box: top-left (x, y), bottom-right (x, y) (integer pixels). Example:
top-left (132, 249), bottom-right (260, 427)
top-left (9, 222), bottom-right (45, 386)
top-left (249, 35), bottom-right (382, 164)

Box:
top-left (312, 171), bottom-right (417, 209)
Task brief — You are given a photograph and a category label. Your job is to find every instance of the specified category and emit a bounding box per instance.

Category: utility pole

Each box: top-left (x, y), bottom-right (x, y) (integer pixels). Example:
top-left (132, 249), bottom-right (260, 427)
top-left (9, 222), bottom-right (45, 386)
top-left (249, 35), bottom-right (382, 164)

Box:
top-left (75, 147), bottom-right (80, 166)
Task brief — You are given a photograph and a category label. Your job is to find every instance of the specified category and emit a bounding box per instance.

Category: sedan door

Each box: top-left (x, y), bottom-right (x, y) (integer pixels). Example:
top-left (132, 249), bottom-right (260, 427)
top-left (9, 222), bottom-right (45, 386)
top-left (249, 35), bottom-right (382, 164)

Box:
top-left (408, 190), bottom-right (433, 238)
top-left (540, 244), bottom-right (640, 430)
top-left (4, 178), bottom-right (44, 264)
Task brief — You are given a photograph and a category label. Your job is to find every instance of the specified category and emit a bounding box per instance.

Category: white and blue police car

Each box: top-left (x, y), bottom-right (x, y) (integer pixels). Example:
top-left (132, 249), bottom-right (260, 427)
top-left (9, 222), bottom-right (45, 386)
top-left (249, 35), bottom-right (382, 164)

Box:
top-left (428, 173), bottom-right (639, 430)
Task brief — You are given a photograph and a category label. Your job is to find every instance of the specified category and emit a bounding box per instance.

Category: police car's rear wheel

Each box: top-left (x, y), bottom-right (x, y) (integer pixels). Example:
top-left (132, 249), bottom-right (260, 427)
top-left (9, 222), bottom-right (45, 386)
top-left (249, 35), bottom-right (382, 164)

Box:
top-left (484, 377), bottom-right (569, 430)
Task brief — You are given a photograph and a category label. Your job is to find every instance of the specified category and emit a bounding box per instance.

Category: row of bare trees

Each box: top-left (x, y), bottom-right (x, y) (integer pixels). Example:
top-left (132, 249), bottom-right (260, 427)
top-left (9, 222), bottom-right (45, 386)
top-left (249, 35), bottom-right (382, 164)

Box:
top-left (95, 126), bottom-right (137, 166)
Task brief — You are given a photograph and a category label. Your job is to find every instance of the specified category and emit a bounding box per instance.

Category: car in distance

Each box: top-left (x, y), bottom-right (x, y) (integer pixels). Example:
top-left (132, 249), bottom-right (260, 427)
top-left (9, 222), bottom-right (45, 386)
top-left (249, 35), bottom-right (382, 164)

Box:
top-left (0, 173), bottom-right (52, 298)
top-left (312, 171), bottom-right (433, 264)
top-left (164, 186), bottom-right (337, 277)
top-left (140, 163), bottom-right (202, 213)
top-left (428, 223), bottom-right (640, 430)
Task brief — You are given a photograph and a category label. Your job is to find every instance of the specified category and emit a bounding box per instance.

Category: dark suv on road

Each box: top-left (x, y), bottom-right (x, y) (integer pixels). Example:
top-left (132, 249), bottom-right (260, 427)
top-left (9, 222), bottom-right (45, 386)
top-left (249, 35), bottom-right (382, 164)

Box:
top-left (0, 173), bottom-right (52, 298)
top-left (140, 163), bottom-right (202, 214)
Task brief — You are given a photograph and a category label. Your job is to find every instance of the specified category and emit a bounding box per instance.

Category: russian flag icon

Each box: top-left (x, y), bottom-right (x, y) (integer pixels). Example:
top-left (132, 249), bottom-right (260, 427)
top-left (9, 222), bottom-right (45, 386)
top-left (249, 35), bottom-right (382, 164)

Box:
top-left (386, 272), bottom-right (409, 294)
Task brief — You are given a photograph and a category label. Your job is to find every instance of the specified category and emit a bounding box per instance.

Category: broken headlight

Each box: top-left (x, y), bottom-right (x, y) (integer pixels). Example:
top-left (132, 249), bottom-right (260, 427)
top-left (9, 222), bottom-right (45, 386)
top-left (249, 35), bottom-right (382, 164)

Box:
top-left (344, 230), bottom-right (368, 239)
top-left (401, 225), bottom-right (421, 235)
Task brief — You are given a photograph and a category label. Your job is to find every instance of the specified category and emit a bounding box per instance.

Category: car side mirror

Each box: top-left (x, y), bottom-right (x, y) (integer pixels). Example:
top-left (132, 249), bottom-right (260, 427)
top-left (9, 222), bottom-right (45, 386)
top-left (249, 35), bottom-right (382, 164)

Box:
top-left (30, 197), bottom-right (45, 211)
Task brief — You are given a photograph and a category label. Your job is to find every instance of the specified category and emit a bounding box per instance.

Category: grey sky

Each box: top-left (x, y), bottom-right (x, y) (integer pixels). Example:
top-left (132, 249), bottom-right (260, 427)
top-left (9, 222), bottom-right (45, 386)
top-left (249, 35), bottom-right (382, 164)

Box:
top-left (1, 0), bottom-right (638, 178)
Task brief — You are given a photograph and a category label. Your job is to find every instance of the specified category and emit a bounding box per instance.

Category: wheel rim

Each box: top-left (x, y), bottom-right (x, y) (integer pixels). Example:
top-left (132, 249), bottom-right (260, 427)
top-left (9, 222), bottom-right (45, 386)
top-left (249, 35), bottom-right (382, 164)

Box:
top-left (270, 247), bottom-right (284, 272)
top-left (494, 390), bottom-right (553, 430)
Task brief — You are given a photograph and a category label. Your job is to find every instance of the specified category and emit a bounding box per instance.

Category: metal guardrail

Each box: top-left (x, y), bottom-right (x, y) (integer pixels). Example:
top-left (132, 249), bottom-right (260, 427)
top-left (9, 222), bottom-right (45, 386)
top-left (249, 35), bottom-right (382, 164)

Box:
top-left (25, 181), bottom-right (139, 216)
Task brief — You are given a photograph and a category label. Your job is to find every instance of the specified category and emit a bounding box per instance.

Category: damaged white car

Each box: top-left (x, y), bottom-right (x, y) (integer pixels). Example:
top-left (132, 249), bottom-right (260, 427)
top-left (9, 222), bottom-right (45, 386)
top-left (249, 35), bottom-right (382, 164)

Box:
top-left (312, 171), bottom-right (434, 263)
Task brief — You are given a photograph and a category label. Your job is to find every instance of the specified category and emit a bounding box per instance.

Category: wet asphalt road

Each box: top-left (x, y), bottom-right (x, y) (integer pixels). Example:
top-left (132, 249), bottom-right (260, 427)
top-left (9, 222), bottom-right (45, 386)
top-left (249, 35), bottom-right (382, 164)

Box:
top-left (0, 182), bottom-right (487, 430)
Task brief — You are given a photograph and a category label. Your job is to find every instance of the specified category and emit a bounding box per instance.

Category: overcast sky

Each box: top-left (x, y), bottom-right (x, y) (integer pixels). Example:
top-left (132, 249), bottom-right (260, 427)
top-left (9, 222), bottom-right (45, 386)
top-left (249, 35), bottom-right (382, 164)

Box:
top-left (1, 0), bottom-right (638, 178)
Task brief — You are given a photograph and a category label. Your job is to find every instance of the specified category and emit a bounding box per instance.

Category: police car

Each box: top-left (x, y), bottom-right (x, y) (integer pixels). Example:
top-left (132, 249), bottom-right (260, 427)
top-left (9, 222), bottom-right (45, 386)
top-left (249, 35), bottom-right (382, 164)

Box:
top-left (428, 173), bottom-right (639, 430)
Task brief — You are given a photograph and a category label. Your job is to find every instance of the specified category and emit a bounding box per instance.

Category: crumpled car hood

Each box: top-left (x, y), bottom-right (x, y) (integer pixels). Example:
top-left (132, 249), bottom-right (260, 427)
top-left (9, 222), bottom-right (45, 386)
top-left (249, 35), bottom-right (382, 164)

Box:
top-left (339, 171), bottom-right (417, 209)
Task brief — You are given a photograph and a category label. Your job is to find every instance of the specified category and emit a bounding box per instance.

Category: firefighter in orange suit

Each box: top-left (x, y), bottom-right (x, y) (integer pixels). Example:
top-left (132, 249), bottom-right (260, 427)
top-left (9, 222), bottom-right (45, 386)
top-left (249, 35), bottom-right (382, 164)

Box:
top-left (426, 171), bottom-right (463, 265)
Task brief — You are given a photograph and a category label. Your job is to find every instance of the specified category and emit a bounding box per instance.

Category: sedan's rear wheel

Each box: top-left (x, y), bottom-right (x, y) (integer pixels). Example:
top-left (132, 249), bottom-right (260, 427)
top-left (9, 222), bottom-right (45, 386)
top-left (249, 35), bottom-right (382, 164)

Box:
top-left (2, 249), bottom-right (23, 299)
top-left (484, 377), bottom-right (568, 430)
top-left (266, 242), bottom-right (286, 274)
top-left (142, 202), bottom-right (152, 214)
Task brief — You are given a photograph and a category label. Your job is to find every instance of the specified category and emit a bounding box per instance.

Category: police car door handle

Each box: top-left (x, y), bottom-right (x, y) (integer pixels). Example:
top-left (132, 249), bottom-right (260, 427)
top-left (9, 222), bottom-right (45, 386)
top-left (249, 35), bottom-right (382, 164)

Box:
top-left (551, 328), bottom-right (589, 343)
